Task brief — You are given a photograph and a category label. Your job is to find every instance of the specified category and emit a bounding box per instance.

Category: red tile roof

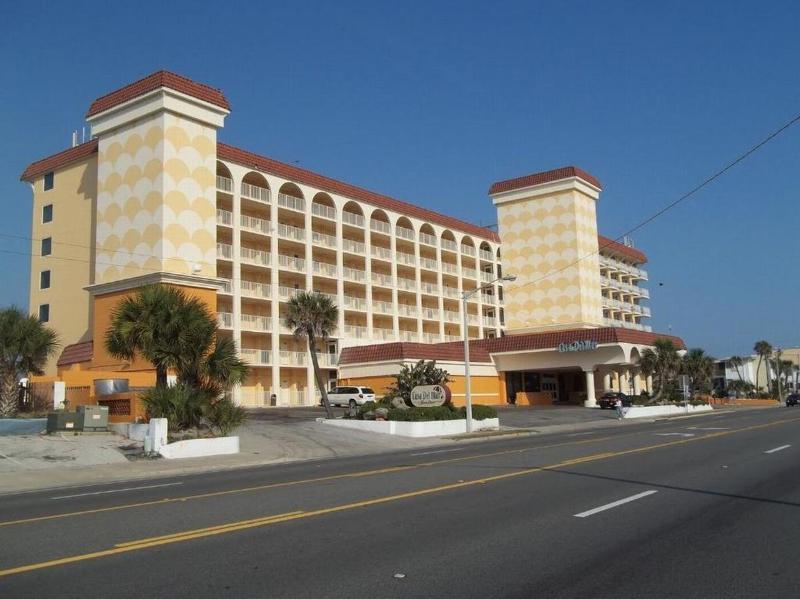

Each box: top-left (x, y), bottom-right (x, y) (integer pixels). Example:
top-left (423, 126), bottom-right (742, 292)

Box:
top-left (20, 139), bottom-right (99, 181)
top-left (597, 235), bottom-right (648, 265)
top-left (57, 341), bottom-right (93, 367)
top-left (338, 328), bottom-right (684, 366)
top-left (489, 166), bottom-right (602, 195)
top-left (218, 143), bottom-right (501, 243)
top-left (86, 70), bottom-right (230, 118)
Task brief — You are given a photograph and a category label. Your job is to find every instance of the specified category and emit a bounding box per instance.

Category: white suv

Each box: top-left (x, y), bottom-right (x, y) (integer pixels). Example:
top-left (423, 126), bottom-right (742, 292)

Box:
top-left (327, 386), bottom-right (376, 408)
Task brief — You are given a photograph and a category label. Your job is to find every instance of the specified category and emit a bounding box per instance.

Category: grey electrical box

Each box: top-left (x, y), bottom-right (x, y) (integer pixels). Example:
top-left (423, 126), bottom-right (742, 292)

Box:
top-left (46, 412), bottom-right (80, 433)
top-left (76, 405), bottom-right (109, 431)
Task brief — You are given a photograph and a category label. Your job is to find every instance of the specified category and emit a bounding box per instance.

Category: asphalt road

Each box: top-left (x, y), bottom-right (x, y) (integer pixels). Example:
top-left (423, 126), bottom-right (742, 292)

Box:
top-left (1, 407), bottom-right (798, 598)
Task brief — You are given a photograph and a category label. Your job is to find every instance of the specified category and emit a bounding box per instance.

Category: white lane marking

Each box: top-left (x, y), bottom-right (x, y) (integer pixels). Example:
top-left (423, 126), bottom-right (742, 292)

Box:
top-left (568, 432), bottom-right (595, 437)
top-left (764, 445), bottom-right (791, 454)
top-left (687, 427), bottom-right (729, 431)
top-left (0, 452), bottom-right (23, 465)
top-left (50, 482), bottom-right (183, 500)
top-left (655, 433), bottom-right (695, 437)
top-left (574, 490), bottom-right (659, 518)
top-left (410, 448), bottom-right (463, 456)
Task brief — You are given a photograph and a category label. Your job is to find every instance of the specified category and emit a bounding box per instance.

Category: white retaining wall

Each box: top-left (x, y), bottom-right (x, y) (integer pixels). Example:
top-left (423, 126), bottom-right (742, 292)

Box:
top-left (622, 404), bottom-right (713, 419)
top-left (158, 436), bottom-right (240, 459)
top-left (320, 418), bottom-right (500, 438)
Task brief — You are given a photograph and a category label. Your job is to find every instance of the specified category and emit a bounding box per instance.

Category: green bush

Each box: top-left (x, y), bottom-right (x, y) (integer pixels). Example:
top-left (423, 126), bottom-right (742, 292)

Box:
top-left (462, 404), bottom-right (498, 420)
top-left (357, 400), bottom-right (376, 418)
top-left (204, 397), bottom-right (248, 436)
top-left (140, 385), bottom-right (206, 432)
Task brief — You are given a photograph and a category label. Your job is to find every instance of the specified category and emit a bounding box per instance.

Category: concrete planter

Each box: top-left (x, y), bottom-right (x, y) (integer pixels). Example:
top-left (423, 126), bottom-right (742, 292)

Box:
top-left (320, 417), bottom-right (500, 438)
top-left (622, 404), bottom-right (713, 419)
top-left (158, 436), bottom-right (240, 459)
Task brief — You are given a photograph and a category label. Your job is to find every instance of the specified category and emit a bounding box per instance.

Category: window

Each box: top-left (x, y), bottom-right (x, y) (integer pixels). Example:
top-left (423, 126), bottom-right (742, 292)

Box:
top-left (43, 172), bottom-right (54, 191)
top-left (38, 304), bottom-right (50, 323)
top-left (41, 237), bottom-right (52, 256)
top-left (40, 270), bottom-right (50, 289)
top-left (42, 204), bottom-right (53, 223)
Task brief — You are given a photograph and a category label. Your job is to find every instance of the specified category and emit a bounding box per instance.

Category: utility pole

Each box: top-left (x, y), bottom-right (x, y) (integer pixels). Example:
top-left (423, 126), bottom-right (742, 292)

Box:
top-left (775, 348), bottom-right (783, 402)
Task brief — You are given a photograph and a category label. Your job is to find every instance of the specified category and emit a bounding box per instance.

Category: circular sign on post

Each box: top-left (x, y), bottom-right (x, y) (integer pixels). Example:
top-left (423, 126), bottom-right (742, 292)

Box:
top-left (410, 384), bottom-right (451, 407)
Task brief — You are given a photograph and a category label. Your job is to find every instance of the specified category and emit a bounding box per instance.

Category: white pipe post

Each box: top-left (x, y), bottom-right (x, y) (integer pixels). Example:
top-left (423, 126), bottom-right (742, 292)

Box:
top-left (462, 292), bottom-right (473, 433)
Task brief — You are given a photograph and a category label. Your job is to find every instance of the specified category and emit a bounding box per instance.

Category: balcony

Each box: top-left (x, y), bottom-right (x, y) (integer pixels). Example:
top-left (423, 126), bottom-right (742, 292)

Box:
top-left (312, 203), bottom-right (336, 220)
top-left (241, 247), bottom-right (271, 267)
top-left (420, 282), bottom-right (439, 295)
top-left (396, 251), bottom-right (416, 267)
top-left (241, 313), bottom-right (271, 332)
top-left (312, 260), bottom-right (338, 278)
top-left (442, 286), bottom-right (460, 299)
top-left (370, 219), bottom-right (391, 235)
top-left (241, 280), bottom-right (271, 299)
top-left (467, 314), bottom-right (479, 325)
top-left (312, 230), bottom-right (336, 249)
top-left (315, 291), bottom-right (337, 304)
top-left (371, 272), bottom-right (393, 288)
top-left (216, 176), bottom-right (233, 194)
top-left (217, 243), bottom-right (233, 260)
top-left (373, 328), bottom-right (396, 341)
top-left (419, 257), bottom-right (438, 271)
top-left (343, 324), bottom-right (368, 339)
top-left (218, 279), bottom-right (233, 295)
top-left (441, 262), bottom-right (458, 275)
top-left (281, 350), bottom-right (307, 367)
top-left (480, 291), bottom-right (495, 304)
top-left (479, 249), bottom-right (494, 261)
top-left (278, 223), bottom-right (306, 242)
top-left (217, 312), bottom-right (233, 328)
top-left (461, 244), bottom-right (476, 257)
top-left (462, 267), bottom-right (477, 280)
top-left (277, 193), bottom-right (305, 212)
top-left (342, 211), bottom-right (364, 228)
top-left (398, 330), bottom-right (417, 342)
top-left (241, 348), bottom-right (271, 366)
top-left (216, 208), bottom-right (233, 226)
top-left (421, 307), bottom-right (440, 320)
top-left (241, 181), bottom-right (270, 203)
top-left (279, 254), bottom-right (306, 272)
top-left (419, 231), bottom-right (437, 247)
top-left (342, 266), bottom-right (366, 283)
top-left (397, 277), bottom-right (416, 292)
top-left (421, 332), bottom-right (439, 343)
top-left (278, 285), bottom-right (302, 301)
top-left (342, 239), bottom-right (365, 255)
top-left (480, 271), bottom-right (494, 283)
top-left (483, 316), bottom-right (497, 328)
top-left (343, 295), bottom-right (367, 311)
top-left (396, 226), bottom-right (414, 242)
top-left (241, 214), bottom-right (271, 236)
top-left (373, 300), bottom-right (393, 315)
top-left (397, 303), bottom-right (416, 317)
top-left (441, 238), bottom-right (458, 252)
top-left (443, 309), bottom-right (460, 323)
top-left (641, 306), bottom-right (652, 317)
top-left (371, 245), bottom-right (392, 261)
top-left (317, 353), bottom-right (338, 367)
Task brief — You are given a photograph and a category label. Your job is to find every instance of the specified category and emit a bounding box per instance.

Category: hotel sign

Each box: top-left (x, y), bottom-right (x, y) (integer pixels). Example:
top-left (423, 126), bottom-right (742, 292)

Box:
top-left (557, 340), bottom-right (598, 353)
top-left (410, 384), bottom-right (451, 407)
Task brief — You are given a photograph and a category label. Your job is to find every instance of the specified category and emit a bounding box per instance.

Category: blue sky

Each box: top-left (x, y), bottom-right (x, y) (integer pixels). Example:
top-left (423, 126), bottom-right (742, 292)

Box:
top-left (1, 0), bottom-right (798, 357)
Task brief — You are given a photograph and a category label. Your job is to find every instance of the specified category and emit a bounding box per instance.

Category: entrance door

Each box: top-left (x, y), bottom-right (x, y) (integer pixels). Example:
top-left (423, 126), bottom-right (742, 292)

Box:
top-left (541, 375), bottom-right (559, 402)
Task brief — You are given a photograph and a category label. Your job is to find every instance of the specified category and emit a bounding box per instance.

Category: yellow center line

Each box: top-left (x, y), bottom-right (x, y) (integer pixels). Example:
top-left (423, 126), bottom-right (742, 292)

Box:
top-left (0, 415), bottom-right (797, 579)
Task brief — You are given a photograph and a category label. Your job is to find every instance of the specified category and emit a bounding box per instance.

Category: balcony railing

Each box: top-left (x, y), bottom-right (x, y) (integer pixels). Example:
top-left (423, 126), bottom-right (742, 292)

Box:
top-left (397, 303), bottom-right (416, 317)
top-left (278, 254), bottom-right (305, 272)
top-left (480, 271), bottom-right (494, 283)
top-left (217, 243), bottom-right (233, 260)
top-left (397, 277), bottom-right (416, 292)
top-left (241, 247), bottom-right (271, 267)
top-left (398, 330), bottom-right (417, 342)
top-left (462, 267), bottom-right (477, 279)
top-left (342, 266), bottom-right (366, 282)
top-left (373, 328), bottom-right (396, 341)
top-left (312, 230), bottom-right (336, 249)
top-left (216, 208), bottom-right (233, 226)
top-left (312, 203), bottom-right (336, 220)
top-left (441, 238), bottom-right (458, 252)
top-left (277, 193), bottom-right (305, 212)
top-left (278, 286), bottom-right (302, 300)
top-left (344, 324), bottom-right (368, 339)
top-left (241, 214), bottom-right (270, 235)
top-left (419, 232), bottom-right (437, 247)
top-left (371, 245), bottom-right (392, 261)
top-left (420, 257), bottom-right (438, 271)
top-left (343, 295), bottom-right (367, 311)
top-left (313, 260), bottom-right (338, 278)
top-left (216, 176), bottom-right (233, 193)
top-left (372, 272), bottom-right (393, 287)
top-left (444, 334), bottom-right (460, 342)
top-left (281, 350), bottom-right (307, 367)
top-left (442, 287), bottom-right (459, 299)
top-left (370, 219), bottom-right (391, 235)
top-left (397, 251), bottom-right (416, 267)
top-left (241, 313), bottom-right (271, 332)
top-left (441, 262), bottom-right (458, 275)
top-left (483, 316), bottom-right (497, 328)
top-left (420, 282), bottom-right (439, 295)
top-left (373, 300), bottom-right (393, 314)
top-left (342, 239), bottom-right (365, 254)
top-left (241, 348), bottom-right (271, 366)
top-left (396, 226), bottom-right (414, 241)
top-left (219, 278), bottom-right (233, 294)
top-left (241, 181), bottom-right (270, 203)
top-left (421, 307), bottom-right (440, 320)
top-left (278, 222), bottom-right (306, 242)
top-left (480, 291), bottom-right (495, 303)
top-left (241, 280), bottom-right (271, 299)
top-left (342, 211), bottom-right (364, 227)
top-left (461, 244), bottom-right (476, 257)
top-left (317, 353), bottom-right (338, 367)
top-left (217, 312), bottom-right (233, 328)
top-left (421, 332), bottom-right (439, 343)
top-left (444, 310), bottom-right (460, 323)
top-left (479, 249), bottom-right (494, 261)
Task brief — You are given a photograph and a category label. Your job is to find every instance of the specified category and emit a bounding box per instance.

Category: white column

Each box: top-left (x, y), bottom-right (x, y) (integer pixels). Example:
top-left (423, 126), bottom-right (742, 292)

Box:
top-left (231, 176), bottom-right (243, 406)
top-left (390, 228), bottom-right (399, 336)
top-left (584, 370), bottom-right (597, 407)
top-left (646, 374), bottom-right (653, 394)
top-left (435, 241), bottom-right (445, 341)
top-left (493, 258), bottom-right (502, 336)
top-left (305, 197), bottom-right (316, 406)
top-left (632, 369), bottom-right (641, 395)
top-left (456, 244), bottom-right (465, 338)
top-left (414, 236), bottom-right (423, 340)
top-left (364, 219), bottom-right (374, 338)
top-left (269, 186), bottom-right (280, 405)
top-left (603, 372), bottom-right (611, 391)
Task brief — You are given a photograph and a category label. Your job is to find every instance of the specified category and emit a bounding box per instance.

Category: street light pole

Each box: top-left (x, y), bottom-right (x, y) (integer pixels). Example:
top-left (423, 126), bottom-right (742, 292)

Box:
top-left (462, 273), bottom-right (516, 433)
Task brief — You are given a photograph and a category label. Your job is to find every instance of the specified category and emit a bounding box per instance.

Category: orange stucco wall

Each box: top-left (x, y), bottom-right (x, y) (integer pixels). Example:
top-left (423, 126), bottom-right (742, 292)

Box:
top-left (339, 373), bottom-right (506, 406)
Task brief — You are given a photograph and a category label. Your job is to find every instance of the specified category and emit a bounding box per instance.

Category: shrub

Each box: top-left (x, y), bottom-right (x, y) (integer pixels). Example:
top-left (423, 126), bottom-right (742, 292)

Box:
top-left (204, 397), bottom-right (248, 436)
top-left (463, 404), bottom-right (498, 420)
top-left (357, 400), bottom-right (377, 418)
top-left (140, 385), bottom-right (206, 432)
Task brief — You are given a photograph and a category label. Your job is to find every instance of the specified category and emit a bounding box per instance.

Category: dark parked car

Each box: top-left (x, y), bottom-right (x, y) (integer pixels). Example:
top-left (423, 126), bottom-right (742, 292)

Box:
top-left (786, 394), bottom-right (800, 407)
top-left (599, 391), bottom-right (631, 409)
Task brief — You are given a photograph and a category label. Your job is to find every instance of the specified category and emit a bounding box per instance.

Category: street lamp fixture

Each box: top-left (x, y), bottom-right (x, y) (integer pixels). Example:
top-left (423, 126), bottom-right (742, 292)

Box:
top-left (462, 273), bottom-right (516, 432)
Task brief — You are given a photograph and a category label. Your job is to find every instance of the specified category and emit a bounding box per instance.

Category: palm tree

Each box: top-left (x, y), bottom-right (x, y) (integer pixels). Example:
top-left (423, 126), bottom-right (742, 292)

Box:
top-left (285, 292), bottom-right (338, 418)
top-left (728, 356), bottom-right (744, 382)
top-left (753, 340), bottom-right (772, 392)
top-left (641, 339), bottom-right (681, 403)
top-left (0, 307), bottom-right (59, 417)
top-left (639, 349), bottom-right (657, 394)
top-left (681, 348), bottom-right (715, 396)
top-left (105, 285), bottom-right (247, 391)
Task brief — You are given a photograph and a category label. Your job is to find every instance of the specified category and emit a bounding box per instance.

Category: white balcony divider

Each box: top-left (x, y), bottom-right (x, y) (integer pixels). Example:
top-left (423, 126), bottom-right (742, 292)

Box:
top-left (241, 214), bottom-right (271, 235)
top-left (219, 278), bottom-right (233, 294)
top-left (278, 222), bottom-right (306, 242)
top-left (241, 348), bottom-right (271, 365)
top-left (461, 244), bottom-right (476, 257)
top-left (216, 175), bottom-right (233, 193)
top-left (370, 219), bottom-right (391, 234)
top-left (344, 324), bottom-right (368, 338)
top-left (342, 266), bottom-right (366, 282)
top-left (241, 181), bottom-right (270, 203)
top-left (312, 230), bottom-right (336, 248)
top-left (440, 238), bottom-right (458, 252)
top-left (371, 245), bottom-right (392, 261)
top-left (241, 247), bottom-right (271, 267)
top-left (241, 313), bottom-right (271, 332)
top-left (217, 312), bottom-right (233, 328)
top-left (279, 254), bottom-right (306, 272)
top-left (396, 226), bottom-right (414, 241)
top-left (313, 260), bottom-right (338, 278)
top-left (372, 272), bottom-right (393, 287)
top-left (342, 239), bottom-right (365, 254)
top-left (240, 280), bottom-right (271, 298)
top-left (217, 243), bottom-right (233, 260)
top-left (216, 208), bottom-right (233, 226)
top-left (419, 231), bottom-right (437, 246)
top-left (277, 193), bottom-right (305, 212)
top-left (312, 202), bottom-right (336, 220)
top-left (342, 211), bottom-right (364, 227)
top-left (479, 249), bottom-right (493, 261)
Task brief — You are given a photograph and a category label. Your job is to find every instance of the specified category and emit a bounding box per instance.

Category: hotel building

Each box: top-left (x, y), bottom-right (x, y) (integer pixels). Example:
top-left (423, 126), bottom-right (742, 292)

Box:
top-left (21, 71), bottom-right (677, 409)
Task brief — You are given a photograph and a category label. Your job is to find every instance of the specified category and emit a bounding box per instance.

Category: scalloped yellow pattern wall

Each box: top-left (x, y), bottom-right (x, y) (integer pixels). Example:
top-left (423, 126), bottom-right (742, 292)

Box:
top-left (499, 190), bottom-right (603, 331)
top-left (95, 113), bottom-right (217, 284)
